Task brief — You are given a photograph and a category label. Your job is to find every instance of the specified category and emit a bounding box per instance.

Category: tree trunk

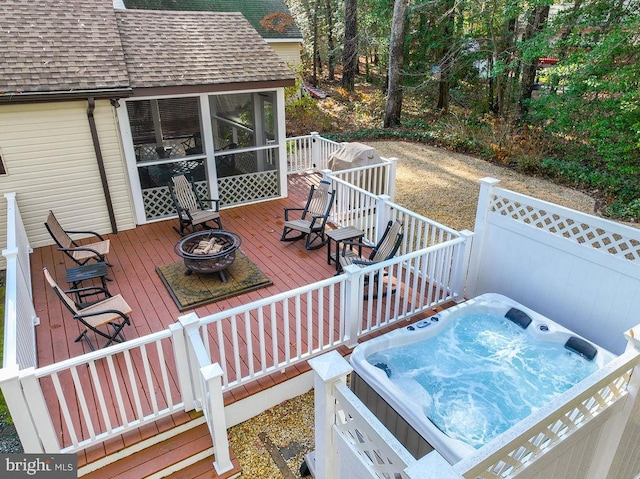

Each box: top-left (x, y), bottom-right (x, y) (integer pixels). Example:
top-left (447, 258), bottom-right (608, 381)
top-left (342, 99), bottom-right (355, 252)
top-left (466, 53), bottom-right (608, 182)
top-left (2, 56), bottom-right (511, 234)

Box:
top-left (384, 0), bottom-right (409, 128)
top-left (437, 0), bottom-right (456, 113)
top-left (312, 0), bottom-right (321, 86)
top-left (518, 5), bottom-right (550, 117)
top-left (342, 0), bottom-right (358, 91)
top-left (326, 0), bottom-right (335, 80)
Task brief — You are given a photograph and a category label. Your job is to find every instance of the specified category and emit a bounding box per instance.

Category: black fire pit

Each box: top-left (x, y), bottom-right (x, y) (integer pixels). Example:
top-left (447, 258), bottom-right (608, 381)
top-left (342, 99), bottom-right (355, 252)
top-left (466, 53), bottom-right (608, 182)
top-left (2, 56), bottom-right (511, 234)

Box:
top-left (174, 230), bottom-right (242, 282)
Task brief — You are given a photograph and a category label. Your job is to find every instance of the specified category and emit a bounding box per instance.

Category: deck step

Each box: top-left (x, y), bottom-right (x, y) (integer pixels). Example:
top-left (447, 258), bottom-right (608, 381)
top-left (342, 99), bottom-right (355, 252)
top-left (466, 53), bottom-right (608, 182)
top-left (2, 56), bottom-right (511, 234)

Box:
top-left (79, 421), bottom-right (241, 479)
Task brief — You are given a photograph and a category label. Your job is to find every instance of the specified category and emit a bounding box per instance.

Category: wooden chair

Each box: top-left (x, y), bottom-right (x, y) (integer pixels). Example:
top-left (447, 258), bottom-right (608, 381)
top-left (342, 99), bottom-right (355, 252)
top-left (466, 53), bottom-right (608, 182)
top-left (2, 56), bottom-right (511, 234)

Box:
top-left (43, 267), bottom-right (132, 351)
top-left (169, 174), bottom-right (222, 236)
top-left (44, 210), bottom-right (111, 266)
top-left (337, 220), bottom-right (404, 274)
top-left (281, 180), bottom-right (336, 250)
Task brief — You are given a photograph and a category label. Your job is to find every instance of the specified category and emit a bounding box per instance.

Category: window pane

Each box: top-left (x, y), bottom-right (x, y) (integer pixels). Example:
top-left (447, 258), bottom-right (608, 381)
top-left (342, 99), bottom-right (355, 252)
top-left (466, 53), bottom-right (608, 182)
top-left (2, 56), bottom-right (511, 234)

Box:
top-left (211, 93), bottom-right (255, 150)
top-left (127, 97), bottom-right (202, 162)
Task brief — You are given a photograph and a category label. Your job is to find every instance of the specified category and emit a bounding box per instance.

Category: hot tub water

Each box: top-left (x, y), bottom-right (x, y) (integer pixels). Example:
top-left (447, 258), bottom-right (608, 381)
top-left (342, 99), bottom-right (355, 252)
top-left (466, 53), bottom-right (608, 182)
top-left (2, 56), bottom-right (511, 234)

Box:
top-left (367, 311), bottom-right (599, 448)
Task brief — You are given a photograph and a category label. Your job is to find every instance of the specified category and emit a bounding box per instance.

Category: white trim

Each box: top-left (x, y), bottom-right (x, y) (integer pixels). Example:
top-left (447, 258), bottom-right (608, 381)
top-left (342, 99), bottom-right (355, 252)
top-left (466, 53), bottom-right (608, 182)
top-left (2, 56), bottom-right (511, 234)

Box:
top-left (266, 38), bottom-right (304, 43)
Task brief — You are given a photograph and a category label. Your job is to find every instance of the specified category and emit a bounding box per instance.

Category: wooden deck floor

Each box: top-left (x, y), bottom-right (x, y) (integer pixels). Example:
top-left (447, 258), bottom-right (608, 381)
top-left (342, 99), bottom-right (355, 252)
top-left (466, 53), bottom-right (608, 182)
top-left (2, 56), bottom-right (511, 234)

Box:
top-left (32, 173), bottom-right (332, 368)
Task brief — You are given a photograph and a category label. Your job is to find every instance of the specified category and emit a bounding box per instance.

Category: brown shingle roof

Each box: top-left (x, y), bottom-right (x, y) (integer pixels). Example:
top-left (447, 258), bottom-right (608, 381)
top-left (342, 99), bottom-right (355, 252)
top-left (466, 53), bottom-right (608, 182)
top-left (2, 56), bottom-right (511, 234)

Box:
top-left (0, 0), bottom-right (130, 96)
top-left (115, 10), bottom-right (295, 89)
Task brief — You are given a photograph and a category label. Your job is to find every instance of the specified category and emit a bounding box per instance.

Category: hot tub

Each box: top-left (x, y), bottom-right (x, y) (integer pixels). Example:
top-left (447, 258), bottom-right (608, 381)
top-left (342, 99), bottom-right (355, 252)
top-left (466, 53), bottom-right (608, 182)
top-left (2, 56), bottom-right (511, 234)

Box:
top-left (349, 293), bottom-right (617, 464)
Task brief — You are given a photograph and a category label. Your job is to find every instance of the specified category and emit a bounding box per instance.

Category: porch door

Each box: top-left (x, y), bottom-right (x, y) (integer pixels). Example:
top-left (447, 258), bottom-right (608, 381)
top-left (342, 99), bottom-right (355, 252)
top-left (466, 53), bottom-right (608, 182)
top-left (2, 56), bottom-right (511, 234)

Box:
top-left (209, 92), bottom-right (281, 205)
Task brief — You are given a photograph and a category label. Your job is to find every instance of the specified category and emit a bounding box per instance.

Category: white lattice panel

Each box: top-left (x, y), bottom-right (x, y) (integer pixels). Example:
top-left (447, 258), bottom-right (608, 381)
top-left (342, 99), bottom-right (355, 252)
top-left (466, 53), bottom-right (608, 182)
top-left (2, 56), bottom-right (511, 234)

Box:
top-left (143, 181), bottom-right (210, 220)
top-left (334, 384), bottom-right (413, 479)
top-left (466, 363), bottom-right (634, 478)
top-left (219, 171), bottom-right (279, 205)
top-left (143, 186), bottom-right (174, 219)
top-left (490, 194), bottom-right (640, 262)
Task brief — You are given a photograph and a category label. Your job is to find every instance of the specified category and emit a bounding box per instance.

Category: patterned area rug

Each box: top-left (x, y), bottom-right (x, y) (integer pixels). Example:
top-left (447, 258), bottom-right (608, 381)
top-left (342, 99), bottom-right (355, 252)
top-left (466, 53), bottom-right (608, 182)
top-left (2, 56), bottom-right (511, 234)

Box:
top-left (157, 251), bottom-right (272, 311)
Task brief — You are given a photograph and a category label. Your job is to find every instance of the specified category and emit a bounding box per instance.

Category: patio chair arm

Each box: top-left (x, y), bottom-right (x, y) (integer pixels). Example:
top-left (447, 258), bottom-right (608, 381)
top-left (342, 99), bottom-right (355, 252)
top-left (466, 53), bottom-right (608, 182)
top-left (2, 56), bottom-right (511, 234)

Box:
top-left (58, 246), bottom-right (107, 259)
top-left (351, 259), bottom-right (376, 267)
top-left (283, 207), bottom-right (304, 221)
top-left (340, 241), bottom-right (372, 256)
top-left (200, 198), bottom-right (220, 211)
top-left (65, 230), bottom-right (106, 241)
top-left (75, 309), bottom-right (130, 322)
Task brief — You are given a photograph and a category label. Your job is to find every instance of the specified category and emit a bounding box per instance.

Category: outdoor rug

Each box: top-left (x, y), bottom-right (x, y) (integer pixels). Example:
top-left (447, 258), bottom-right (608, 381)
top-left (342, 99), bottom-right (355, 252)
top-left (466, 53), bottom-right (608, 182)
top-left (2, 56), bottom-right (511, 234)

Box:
top-left (156, 250), bottom-right (272, 311)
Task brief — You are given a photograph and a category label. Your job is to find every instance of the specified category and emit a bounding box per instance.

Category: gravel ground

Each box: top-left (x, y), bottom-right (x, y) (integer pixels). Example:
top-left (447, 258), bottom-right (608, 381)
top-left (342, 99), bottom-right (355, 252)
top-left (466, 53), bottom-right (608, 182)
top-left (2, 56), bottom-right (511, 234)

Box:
top-left (369, 140), bottom-right (597, 232)
top-left (0, 413), bottom-right (22, 453)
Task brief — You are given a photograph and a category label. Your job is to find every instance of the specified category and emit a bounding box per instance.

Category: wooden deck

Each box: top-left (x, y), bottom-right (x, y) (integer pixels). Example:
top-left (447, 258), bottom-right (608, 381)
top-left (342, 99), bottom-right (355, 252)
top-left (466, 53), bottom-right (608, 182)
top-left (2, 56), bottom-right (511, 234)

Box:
top-left (29, 172), bottom-right (454, 476)
top-left (32, 172), bottom-right (332, 368)
top-left (29, 172), bottom-right (371, 474)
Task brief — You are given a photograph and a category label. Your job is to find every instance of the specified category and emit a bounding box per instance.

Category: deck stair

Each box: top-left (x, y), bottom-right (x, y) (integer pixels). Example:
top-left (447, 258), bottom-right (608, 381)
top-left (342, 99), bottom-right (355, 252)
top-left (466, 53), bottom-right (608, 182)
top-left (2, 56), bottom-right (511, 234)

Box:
top-left (79, 417), bottom-right (241, 479)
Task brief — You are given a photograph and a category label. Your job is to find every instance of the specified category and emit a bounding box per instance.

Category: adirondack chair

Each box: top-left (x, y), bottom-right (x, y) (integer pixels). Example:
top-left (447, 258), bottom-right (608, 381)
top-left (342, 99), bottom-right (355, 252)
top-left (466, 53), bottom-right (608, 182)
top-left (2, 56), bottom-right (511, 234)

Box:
top-left (169, 174), bottom-right (222, 236)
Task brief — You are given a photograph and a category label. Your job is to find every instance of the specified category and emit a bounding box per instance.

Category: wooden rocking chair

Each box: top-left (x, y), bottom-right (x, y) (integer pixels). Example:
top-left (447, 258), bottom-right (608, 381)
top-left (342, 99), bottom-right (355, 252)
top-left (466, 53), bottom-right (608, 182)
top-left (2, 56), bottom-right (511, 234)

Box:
top-left (281, 180), bottom-right (336, 250)
top-left (337, 220), bottom-right (404, 298)
top-left (43, 267), bottom-right (132, 351)
top-left (169, 174), bottom-right (223, 236)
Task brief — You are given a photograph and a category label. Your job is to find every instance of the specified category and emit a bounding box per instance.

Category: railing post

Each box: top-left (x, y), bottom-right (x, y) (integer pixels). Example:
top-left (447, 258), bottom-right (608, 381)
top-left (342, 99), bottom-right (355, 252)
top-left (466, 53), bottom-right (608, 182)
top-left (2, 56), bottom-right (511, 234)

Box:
top-left (0, 366), bottom-right (42, 452)
top-left (376, 195), bottom-right (392, 242)
top-left (343, 264), bottom-right (363, 347)
top-left (200, 363), bottom-right (233, 475)
top-left (309, 351), bottom-right (353, 479)
top-left (311, 131), bottom-right (321, 170)
top-left (169, 322), bottom-right (196, 412)
top-left (17, 367), bottom-right (61, 453)
top-left (178, 312), bottom-right (211, 410)
top-left (386, 157), bottom-right (398, 200)
top-left (450, 230), bottom-right (474, 302)
top-left (466, 177), bottom-right (500, 297)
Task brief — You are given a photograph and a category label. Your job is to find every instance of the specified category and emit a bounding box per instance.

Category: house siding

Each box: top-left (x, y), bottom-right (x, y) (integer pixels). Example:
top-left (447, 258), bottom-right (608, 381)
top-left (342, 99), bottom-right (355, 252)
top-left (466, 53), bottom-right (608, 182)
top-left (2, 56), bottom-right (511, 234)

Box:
top-left (0, 100), bottom-right (136, 265)
top-left (268, 42), bottom-right (302, 69)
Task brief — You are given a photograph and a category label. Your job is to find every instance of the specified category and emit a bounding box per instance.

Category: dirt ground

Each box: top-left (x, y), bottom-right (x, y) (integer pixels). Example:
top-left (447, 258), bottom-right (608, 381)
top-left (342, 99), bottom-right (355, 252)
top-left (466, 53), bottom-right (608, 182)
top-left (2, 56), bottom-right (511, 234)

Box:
top-left (369, 140), bottom-right (597, 232)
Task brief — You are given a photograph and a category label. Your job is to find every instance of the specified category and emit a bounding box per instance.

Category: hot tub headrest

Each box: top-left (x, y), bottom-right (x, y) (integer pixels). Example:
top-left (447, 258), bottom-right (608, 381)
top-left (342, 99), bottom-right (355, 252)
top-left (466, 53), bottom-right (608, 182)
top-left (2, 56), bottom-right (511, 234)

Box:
top-left (565, 336), bottom-right (597, 361)
top-left (505, 307), bottom-right (532, 329)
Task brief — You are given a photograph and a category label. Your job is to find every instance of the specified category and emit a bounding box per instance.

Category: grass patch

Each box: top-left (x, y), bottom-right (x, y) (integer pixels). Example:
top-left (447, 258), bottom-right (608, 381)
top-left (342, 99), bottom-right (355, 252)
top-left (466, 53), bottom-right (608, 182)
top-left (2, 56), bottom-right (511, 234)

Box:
top-left (0, 271), bottom-right (10, 422)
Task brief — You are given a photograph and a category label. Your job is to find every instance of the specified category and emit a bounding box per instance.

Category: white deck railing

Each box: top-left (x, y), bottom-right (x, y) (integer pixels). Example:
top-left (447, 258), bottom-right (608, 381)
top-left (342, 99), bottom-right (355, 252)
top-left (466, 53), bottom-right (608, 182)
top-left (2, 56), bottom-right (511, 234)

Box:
top-left (286, 132), bottom-right (341, 172)
top-left (0, 152), bottom-right (468, 458)
top-left (2, 192), bottom-right (38, 370)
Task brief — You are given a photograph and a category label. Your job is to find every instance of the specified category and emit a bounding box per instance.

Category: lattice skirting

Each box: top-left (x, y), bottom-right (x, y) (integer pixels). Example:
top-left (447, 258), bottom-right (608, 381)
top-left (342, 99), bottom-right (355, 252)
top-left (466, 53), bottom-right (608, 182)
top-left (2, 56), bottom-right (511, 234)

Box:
top-left (143, 171), bottom-right (279, 220)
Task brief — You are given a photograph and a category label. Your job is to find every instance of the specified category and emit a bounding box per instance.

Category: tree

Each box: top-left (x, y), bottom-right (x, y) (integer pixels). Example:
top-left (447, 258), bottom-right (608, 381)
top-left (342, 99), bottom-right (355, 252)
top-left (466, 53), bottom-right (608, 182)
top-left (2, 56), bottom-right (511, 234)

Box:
top-left (342, 0), bottom-right (359, 91)
top-left (384, 0), bottom-right (409, 127)
top-left (325, 0), bottom-right (336, 80)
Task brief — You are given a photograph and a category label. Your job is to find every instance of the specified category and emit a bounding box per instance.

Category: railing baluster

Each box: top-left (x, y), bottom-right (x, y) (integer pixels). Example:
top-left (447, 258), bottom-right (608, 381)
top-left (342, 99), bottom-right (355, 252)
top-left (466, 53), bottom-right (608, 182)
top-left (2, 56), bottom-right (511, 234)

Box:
top-left (88, 361), bottom-right (112, 434)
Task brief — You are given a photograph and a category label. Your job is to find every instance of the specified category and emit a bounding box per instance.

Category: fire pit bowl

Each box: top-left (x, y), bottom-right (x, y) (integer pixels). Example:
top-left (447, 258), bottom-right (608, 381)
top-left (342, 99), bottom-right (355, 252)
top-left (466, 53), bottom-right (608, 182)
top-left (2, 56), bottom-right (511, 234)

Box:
top-left (174, 230), bottom-right (242, 282)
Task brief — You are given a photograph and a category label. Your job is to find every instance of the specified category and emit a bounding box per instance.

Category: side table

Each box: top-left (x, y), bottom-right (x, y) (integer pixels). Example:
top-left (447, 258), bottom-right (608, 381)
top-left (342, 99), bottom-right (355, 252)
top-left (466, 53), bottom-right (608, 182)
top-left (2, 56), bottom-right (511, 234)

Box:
top-left (326, 226), bottom-right (365, 271)
top-left (66, 262), bottom-right (110, 302)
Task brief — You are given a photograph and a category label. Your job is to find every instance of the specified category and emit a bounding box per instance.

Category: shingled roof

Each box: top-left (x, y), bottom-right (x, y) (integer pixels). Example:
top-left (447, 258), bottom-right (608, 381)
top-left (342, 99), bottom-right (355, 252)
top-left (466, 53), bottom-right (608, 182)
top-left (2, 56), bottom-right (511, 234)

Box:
top-left (122, 0), bottom-right (303, 40)
top-left (115, 10), bottom-right (295, 91)
top-left (0, 0), bottom-right (295, 102)
top-left (0, 0), bottom-right (131, 100)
